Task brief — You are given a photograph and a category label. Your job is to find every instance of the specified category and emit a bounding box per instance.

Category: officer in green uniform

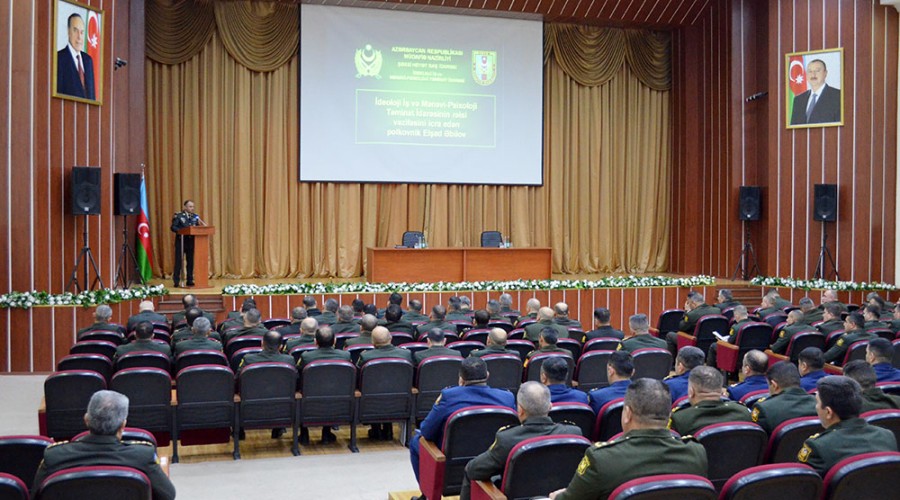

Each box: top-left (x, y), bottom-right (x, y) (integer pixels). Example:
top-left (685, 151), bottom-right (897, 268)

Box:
top-left (619, 314), bottom-right (667, 353)
top-left (770, 310), bottom-right (817, 354)
top-left (171, 307), bottom-right (222, 346)
top-left (486, 299), bottom-right (510, 322)
top-left (414, 328), bottom-right (463, 364)
top-left (524, 307), bottom-right (569, 342)
top-left (498, 293), bottom-right (521, 321)
top-left (171, 294), bottom-right (216, 329)
top-left (402, 300), bottom-right (431, 323)
top-left (173, 317), bottom-right (221, 356)
top-left (815, 303), bottom-right (845, 337)
top-left (298, 327), bottom-right (352, 444)
top-left (32, 390), bottom-right (176, 500)
top-left (126, 301), bottom-right (167, 333)
top-left (460, 381), bottom-right (581, 500)
top-left (767, 290), bottom-right (792, 309)
top-left (316, 299), bottom-right (339, 326)
top-left (668, 366), bottom-right (752, 436)
top-left (553, 302), bottom-right (583, 330)
top-left (706, 305), bottom-right (752, 367)
top-left (445, 297), bottom-right (471, 322)
top-left (823, 313), bottom-right (876, 365)
top-left (549, 379), bottom-right (708, 500)
top-left (223, 308), bottom-right (268, 345)
top-left (115, 321), bottom-right (172, 360)
top-left (76, 304), bottom-right (119, 340)
top-left (665, 293), bottom-right (720, 358)
top-left (524, 328), bottom-right (571, 365)
top-left (516, 298), bottom-right (541, 327)
top-left (469, 328), bottom-right (519, 358)
top-left (357, 327), bottom-right (413, 366)
top-left (330, 305), bottom-right (361, 334)
top-left (239, 330), bottom-right (295, 369)
top-left (284, 317), bottom-right (318, 352)
top-left (751, 361), bottom-right (817, 433)
top-left (842, 360), bottom-right (900, 412)
top-left (379, 305), bottom-right (416, 334)
top-left (714, 289), bottom-right (741, 312)
top-left (798, 375), bottom-right (897, 475)
top-left (344, 314), bottom-right (377, 347)
top-left (863, 304), bottom-right (890, 331)
top-left (798, 297), bottom-right (824, 324)
top-left (755, 295), bottom-right (782, 319)
top-left (415, 305), bottom-right (455, 336)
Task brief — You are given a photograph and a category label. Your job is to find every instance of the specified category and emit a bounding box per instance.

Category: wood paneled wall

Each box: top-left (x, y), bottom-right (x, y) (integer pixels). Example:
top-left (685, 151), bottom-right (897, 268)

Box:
top-left (671, 0), bottom-right (899, 282)
top-left (0, 0), bottom-right (145, 371)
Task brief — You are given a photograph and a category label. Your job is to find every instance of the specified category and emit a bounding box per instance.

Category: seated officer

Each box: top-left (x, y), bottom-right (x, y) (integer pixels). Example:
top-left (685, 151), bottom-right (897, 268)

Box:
top-left (727, 350), bottom-right (769, 401)
top-left (32, 390), bottom-right (176, 500)
top-left (284, 317), bottom-right (318, 351)
top-left (798, 376), bottom-right (897, 475)
top-left (715, 289), bottom-right (741, 312)
top-left (583, 307), bottom-right (624, 343)
top-left (77, 305), bottom-right (118, 340)
top-left (330, 306), bottom-right (361, 335)
top-left (866, 338), bottom-right (900, 382)
top-left (524, 307), bottom-right (568, 342)
top-left (516, 298), bottom-right (541, 327)
top-left (589, 350), bottom-right (633, 414)
top-left (469, 328), bottom-right (518, 358)
top-left (126, 301), bottom-right (167, 333)
top-left (414, 328), bottom-right (463, 364)
top-left (460, 382), bottom-right (581, 500)
top-left (173, 317), bottom-right (221, 356)
top-left (115, 321), bottom-right (171, 360)
top-left (525, 327), bottom-right (570, 364)
top-left (298, 327), bottom-right (352, 444)
top-left (344, 314), bottom-right (377, 347)
top-left (771, 310), bottom-right (817, 354)
top-left (316, 299), bottom-right (339, 326)
top-left (549, 379), bottom-right (708, 500)
top-left (751, 361), bottom-right (817, 434)
top-left (415, 305), bottom-right (454, 336)
top-left (815, 303), bottom-right (845, 336)
top-left (357, 327), bottom-right (412, 367)
top-left (498, 293), bottom-right (520, 320)
top-left (842, 360), bottom-right (900, 412)
top-left (380, 304), bottom-right (416, 334)
top-left (863, 304), bottom-right (889, 331)
top-left (706, 305), bottom-right (752, 367)
top-left (665, 292), bottom-right (719, 358)
top-left (240, 331), bottom-right (294, 369)
top-left (798, 297), bottom-right (823, 324)
top-left (668, 366), bottom-right (752, 436)
top-left (823, 313), bottom-right (876, 365)
top-left (619, 314), bottom-right (667, 353)
top-left (664, 346), bottom-right (705, 403)
top-left (409, 357), bottom-right (515, 492)
top-left (223, 308), bottom-right (268, 344)
top-left (541, 356), bottom-right (588, 404)
top-left (445, 296), bottom-right (471, 322)
top-left (276, 307), bottom-right (307, 336)
top-left (799, 347), bottom-right (828, 392)
top-left (402, 300), bottom-right (430, 323)
top-left (553, 302), bottom-right (582, 329)
top-left (172, 307), bottom-right (221, 345)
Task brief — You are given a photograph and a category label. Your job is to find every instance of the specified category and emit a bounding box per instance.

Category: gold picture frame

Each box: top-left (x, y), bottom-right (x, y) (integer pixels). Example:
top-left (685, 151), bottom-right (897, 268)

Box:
top-left (785, 48), bottom-right (843, 129)
top-left (52, 0), bottom-right (104, 105)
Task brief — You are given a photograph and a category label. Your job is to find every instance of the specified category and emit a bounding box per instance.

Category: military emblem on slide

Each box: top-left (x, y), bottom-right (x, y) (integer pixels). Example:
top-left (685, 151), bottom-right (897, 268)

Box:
top-left (355, 44), bottom-right (383, 79)
top-left (472, 50), bottom-right (497, 86)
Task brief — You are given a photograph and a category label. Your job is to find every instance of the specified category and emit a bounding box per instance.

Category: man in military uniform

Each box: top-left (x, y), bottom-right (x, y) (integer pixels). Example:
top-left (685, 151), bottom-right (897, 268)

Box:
top-left (867, 338), bottom-right (900, 382)
top-left (414, 328), bottom-right (463, 364)
top-left (302, 296), bottom-right (321, 317)
top-left (516, 298), bottom-right (541, 327)
top-left (816, 303), bottom-right (845, 337)
top-left (798, 297), bottom-right (823, 324)
top-left (771, 310), bottom-right (818, 354)
top-left (77, 305), bottom-right (119, 340)
top-left (664, 346), bottom-right (705, 403)
top-left (524, 307), bottom-right (568, 342)
top-left (727, 350), bottom-right (769, 401)
top-left (344, 314), bottom-right (377, 347)
top-left (409, 356), bottom-right (516, 491)
top-left (798, 375), bottom-right (897, 475)
top-left (171, 307), bottom-right (221, 345)
top-left (549, 379), bottom-right (708, 500)
top-left (275, 307), bottom-right (307, 337)
top-left (486, 300), bottom-right (509, 322)
top-left (298, 327), bottom-right (352, 444)
top-left (706, 305), bottom-right (752, 367)
top-left (583, 307), bottom-right (624, 343)
top-left (863, 304), bottom-right (889, 331)
top-left (553, 302), bottom-right (582, 330)
top-left (126, 301), bottom-right (167, 333)
top-left (357, 327), bottom-right (412, 367)
top-left (377, 292), bottom-right (405, 318)
top-left (842, 360), bottom-right (900, 412)
top-left (750, 361), bottom-right (817, 433)
top-left (239, 331), bottom-right (294, 369)
top-left (224, 297), bottom-right (256, 322)
top-left (379, 305), bottom-right (415, 334)
top-left (818, 289), bottom-right (847, 315)
top-left (668, 366), bottom-right (752, 436)
top-left (524, 327), bottom-right (571, 364)
top-left (823, 313), bottom-right (876, 365)
top-left (330, 305), bottom-right (361, 335)
top-left (316, 299), bottom-right (339, 326)
top-left (755, 294), bottom-right (782, 319)
top-left (589, 350), bottom-right (633, 413)
top-left (170, 199), bottom-right (202, 287)
top-left (173, 317), bottom-right (221, 356)
top-left (620, 314), bottom-right (667, 353)
top-left (115, 321), bottom-right (171, 360)
top-left (665, 293), bottom-right (719, 358)
top-left (415, 305), bottom-right (454, 337)
top-left (799, 347), bottom-right (828, 392)
top-left (541, 356), bottom-right (588, 404)
top-left (460, 382), bottom-right (581, 500)
top-left (172, 294), bottom-right (215, 329)
top-left (445, 296), bottom-right (470, 321)
top-left (767, 290), bottom-right (792, 309)
top-left (284, 317), bottom-right (318, 352)
top-left (223, 308), bottom-right (268, 345)
top-left (715, 289), bottom-right (741, 312)
top-left (469, 328), bottom-right (518, 358)
top-left (32, 390), bottom-right (176, 500)
top-left (498, 293), bottom-right (520, 320)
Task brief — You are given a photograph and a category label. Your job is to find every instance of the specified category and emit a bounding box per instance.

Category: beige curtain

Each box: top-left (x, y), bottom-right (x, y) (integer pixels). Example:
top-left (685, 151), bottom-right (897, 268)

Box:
top-left (145, 1), bottom-right (672, 278)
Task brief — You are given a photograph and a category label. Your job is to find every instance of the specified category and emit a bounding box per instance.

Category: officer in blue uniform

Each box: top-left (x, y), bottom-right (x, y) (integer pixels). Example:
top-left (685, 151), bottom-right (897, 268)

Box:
top-left (727, 350), bottom-right (770, 401)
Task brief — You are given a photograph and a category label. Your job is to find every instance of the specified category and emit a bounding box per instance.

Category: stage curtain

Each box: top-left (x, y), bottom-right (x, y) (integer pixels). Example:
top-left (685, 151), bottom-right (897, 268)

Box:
top-left (145, 12), bottom-right (671, 278)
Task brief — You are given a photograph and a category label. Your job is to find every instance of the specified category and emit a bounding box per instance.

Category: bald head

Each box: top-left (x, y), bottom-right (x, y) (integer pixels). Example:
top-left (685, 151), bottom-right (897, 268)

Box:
top-left (553, 302), bottom-right (569, 317)
top-left (371, 326), bottom-right (391, 347)
top-left (487, 328), bottom-right (508, 347)
top-left (526, 298), bottom-right (540, 313)
top-left (138, 300), bottom-right (155, 312)
top-left (300, 317), bottom-right (318, 335)
top-left (538, 307), bottom-right (555, 321)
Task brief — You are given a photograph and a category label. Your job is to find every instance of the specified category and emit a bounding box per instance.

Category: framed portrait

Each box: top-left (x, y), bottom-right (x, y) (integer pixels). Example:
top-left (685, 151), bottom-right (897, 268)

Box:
top-left (785, 48), bottom-right (843, 129)
top-left (52, 0), bottom-right (103, 105)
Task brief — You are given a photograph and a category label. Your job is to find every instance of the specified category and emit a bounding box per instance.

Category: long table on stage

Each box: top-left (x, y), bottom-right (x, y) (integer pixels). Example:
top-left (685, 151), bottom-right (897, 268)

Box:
top-left (366, 247), bottom-right (552, 283)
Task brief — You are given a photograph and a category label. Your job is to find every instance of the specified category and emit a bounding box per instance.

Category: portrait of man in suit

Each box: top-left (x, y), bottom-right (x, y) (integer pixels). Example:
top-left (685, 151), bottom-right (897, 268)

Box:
top-left (787, 49), bottom-right (843, 128)
top-left (54, 2), bottom-right (102, 103)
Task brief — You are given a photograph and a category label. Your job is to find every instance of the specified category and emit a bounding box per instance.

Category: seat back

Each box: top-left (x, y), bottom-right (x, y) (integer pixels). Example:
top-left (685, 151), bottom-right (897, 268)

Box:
top-left (57, 354), bottom-right (112, 383)
top-left (357, 358), bottom-right (414, 423)
top-left (843, 340), bottom-right (871, 365)
top-left (445, 341), bottom-right (483, 358)
top-left (505, 339), bottom-right (535, 362)
top-left (415, 357), bottom-right (464, 419)
top-left (0, 472), bottom-right (28, 500)
top-left (440, 405), bottom-right (519, 496)
top-left (398, 342), bottom-right (428, 358)
top-left (0, 436), bottom-right (53, 490)
top-left (734, 322), bottom-right (774, 354)
top-left (78, 331), bottom-right (124, 345)
top-left (631, 348), bottom-right (672, 380)
top-left (525, 353), bottom-right (573, 385)
top-left (507, 328), bottom-right (526, 340)
top-left (452, 320), bottom-right (475, 335)
top-left (695, 421), bottom-right (767, 490)
top-left (822, 451), bottom-right (900, 500)
top-left (225, 335), bottom-right (263, 360)
top-left (574, 350), bottom-right (612, 392)
top-left (402, 231), bottom-right (424, 248)
top-left (262, 318), bottom-right (291, 330)
top-left (657, 309), bottom-right (686, 336)
top-left (115, 351), bottom-right (171, 374)
top-left (500, 434), bottom-right (591, 498)
top-left (174, 349), bottom-right (227, 373)
top-left (869, 328), bottom-right (895, 341)
top-left (583, 337), bottom-right (621, 353)
top-left (300, 360), bottom-right (356, 426)
top-left (785, 332), bottom-right (826, 363)
top-left (345, 344), bottom-right (374, 366)
top-left (175, 364), bottom-right (236, 431)
top-left (44, 370), bottom-right (106, 440)
top-left (720, 463), bottom-right (821, 500)
top-left (34, 465), bottom-right (151, 500)
top-left (593, 398), bottom-right (625, 441)
top-left (462, 329), bottom-right (490, 344)
top-left (69, 340), bottom-right (117, 360)
top-left (238, 362), bottom-right (298, 428)
top-left (739, 390), bottom-right (769, 409)
top-left (549, 402), bottom-right (595, 438)
top-left (693, 316), bottom-right (730, 355)
top-left (487, 320), bottom-right (513, 333)
top-left (71, 427), bottom-right (157, 448)
top-left (862, 409), bottom-right (900, 449)
top-left (230, 347), bottom-right (263, 371)
top-left (110, 367), bottom-right (173, 432)
top-left (388, 332), bottom-right (415, 346)
top-left (893, 339), bottom-right (900, 368)
top-left (482, 354), bottom-right (523, 393)
top-left (608, 474), bottom-right (716, 500)
top-left (763, 312), bottom-right (789, 328)
top-left (556, 338), bottom-right (582, 360)
top-left (480, 230), bottom-right (502, 247)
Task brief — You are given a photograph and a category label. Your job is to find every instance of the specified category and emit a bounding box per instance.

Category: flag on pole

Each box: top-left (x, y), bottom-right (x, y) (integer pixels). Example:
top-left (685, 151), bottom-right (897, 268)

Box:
top-left (136, 174), bottom-right (154, 282)
top-left (86, 11), bottom-right (101, 100)
top-left (787, 55), bottom-right (807, 121)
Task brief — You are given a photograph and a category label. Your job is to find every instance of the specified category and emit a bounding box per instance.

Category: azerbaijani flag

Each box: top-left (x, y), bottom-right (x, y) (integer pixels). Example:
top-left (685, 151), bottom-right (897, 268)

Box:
top-left (787, 55), bottom-right (807, 121)
top-left (136, 174), bottom-right (154, 282)
top-left (87, 11), bottom-right (101, 99)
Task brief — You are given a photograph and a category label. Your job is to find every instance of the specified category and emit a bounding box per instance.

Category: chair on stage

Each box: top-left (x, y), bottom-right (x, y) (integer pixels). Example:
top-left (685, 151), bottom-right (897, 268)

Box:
top-left (402, 231), bottom-right (424, 248)
top-left (480, 231), bottom-right (503, 248)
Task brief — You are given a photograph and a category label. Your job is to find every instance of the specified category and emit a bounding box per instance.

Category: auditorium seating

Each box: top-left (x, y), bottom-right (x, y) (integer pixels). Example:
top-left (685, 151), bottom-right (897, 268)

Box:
top-left (693, 421), bottom-right (767, 490)
top-left (556, 337), bottom-right (582, 360)
top-left (631, 348), bottom-right (672, 380)
top-left (481, 354), bottom-right (522, 393)
top-left (110, 367), bottom-right (173, 437)
top-left (487, 320), bottom-right (513, 333)
top-left (505, 339), bottom-right (535, 362)
top-left (56, 354), bottom-right (112, 383)
top-left (574, 350), bottom-right (612, 392)
top-left (298, 360), bottom-right (357, 452)
top-left (415, 356), bottom-right (464, 420)
top-left (354, 358), bottom-right (415, 445)
top-left (174, 349), bottom-right (227, 372)
top-left (607, 474), bottom-right (716, 500)
top-left (583, 337), bottom-right (620, 353)
top-left (345, 344), bottom-right (374, 365)
top-left (262, 318), bottom-right (291, 330)
top-left (33, 465), bottom-right (151, 500)
top-left (72, 427), bottom-right (157, 448)
top-left (69, 340), bottom-right (117, 361)
top-left (655, 309), bottom-right (685, 338)
top-left (738, 390), bottom-right (769, 409)
top-left (719, 463), bottom-right (822, 500)
top-left (173, 364), bottom-right (236, 463)
top-left (549, 402), bottom-right (595, 438)
top-left (44, 370), bottom-right (106, 440)
top-left (230, 347), bottom-right (262, 371)
top-left (862, 409), bottom-right (900, 448)
top-left (524, 352), bottom-right (573, 385)
top-left (765, 331), bottom-right (826, 365)
top-left (389, 332), bottom-right (416, 346)
top-left (115, 351), bottom-right (171, 374)
top-left (821, 451), bottom-right (900, 500)
top-left (0, 473), bottom-right (27, 500)
top-left (446, 340), bottom-right (484, 358)
top-left (715, 322), bottom-right (772, 375)
top-left (234, 361), bottom-right (300, 459)
top-left (77, 331), bottom-right (124, 346)
top-left (0, 435), bottom-right (53, 491)
top-left (676, 315), bottom-right (729, 357)
top-left (593, 398), bottom-right (624, 441)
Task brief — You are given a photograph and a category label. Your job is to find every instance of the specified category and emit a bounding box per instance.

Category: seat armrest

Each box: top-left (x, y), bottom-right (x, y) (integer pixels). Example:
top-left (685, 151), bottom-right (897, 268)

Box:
top-left (420, 439), bottom-right (445, 462)
top-left (471, 479), bottom-right (507, 500)
top-left (419, 439), bottom-right (446, 500)
top-left (717, 340), bottom-right (738, 351)
top-left (170, 389), bottom-right (178, 406)
top-left (824, 363), bottom-right (844, 375)
top-left (764, 350), bottom-right (789, 367)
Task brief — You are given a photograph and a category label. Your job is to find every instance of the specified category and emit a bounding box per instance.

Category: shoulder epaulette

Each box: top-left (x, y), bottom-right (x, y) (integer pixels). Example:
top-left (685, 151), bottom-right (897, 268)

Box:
top-left (123, 440), bottom-right (154, 447)
top-left (497, 423), bottom-right (519, 433)
top-left (46, 440), bottom-right (69, 448)
top-left (807, 432), bottom-right (821, 440)
top-left (680, 435), bottom-right (699, 443)
top-left (594, 435), bottom-right (627, 449)
top-left (670, 405), bottom-right (681, 414)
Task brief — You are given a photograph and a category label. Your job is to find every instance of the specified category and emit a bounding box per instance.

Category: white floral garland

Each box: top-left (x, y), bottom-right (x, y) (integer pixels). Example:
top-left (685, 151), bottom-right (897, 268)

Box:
top-left (0, 284), bottom-right (168, 310)
top-left (750, 276), bottom-right (897, 292)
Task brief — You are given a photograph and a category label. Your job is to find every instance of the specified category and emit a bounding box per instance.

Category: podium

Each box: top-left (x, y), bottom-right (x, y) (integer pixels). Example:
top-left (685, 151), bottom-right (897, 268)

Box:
top-left (176, 226), bottom-right (215, 289)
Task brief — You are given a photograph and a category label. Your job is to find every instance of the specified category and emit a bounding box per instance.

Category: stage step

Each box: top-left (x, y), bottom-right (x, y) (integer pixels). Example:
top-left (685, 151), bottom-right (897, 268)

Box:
top-left (157, 294), bottom-right (226, 316)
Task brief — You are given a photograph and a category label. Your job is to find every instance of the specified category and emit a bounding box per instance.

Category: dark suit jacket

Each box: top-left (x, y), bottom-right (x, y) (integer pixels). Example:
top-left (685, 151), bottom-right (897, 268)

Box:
top-left (791, 84), bottom-right (841, 125)
top-left (57, 47), bottom-right (96, 100)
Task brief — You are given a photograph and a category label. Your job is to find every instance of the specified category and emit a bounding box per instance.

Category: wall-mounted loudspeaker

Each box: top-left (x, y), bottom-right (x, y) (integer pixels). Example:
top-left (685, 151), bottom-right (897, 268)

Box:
top-left (813, 184), bottom-right (838, 222)
top-left (70, 167), bottom-right (101, 215)
top-left (114, 173), bottom-right (141, 216)
top-left (738, 186), bottom-right (761, 221)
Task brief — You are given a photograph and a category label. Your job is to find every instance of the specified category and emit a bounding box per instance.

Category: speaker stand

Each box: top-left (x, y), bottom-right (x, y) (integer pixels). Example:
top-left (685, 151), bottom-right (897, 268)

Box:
top-left (731, 222), bottom-right (761, 281)
top-left (114, 215), bottom-right (144, 288)
top-left (66, 216), bottom-right (105, 292)
top-left (813, 222), bottom-right (840, 280)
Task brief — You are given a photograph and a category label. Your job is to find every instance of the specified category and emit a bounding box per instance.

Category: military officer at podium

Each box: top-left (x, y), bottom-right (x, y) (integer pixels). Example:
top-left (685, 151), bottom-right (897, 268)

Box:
top-left (170, 200), bottom-right (204, 288)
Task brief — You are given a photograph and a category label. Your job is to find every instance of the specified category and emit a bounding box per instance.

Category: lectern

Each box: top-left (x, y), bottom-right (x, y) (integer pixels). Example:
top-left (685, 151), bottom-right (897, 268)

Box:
top-left (177, 226), bottom-right (215, 289)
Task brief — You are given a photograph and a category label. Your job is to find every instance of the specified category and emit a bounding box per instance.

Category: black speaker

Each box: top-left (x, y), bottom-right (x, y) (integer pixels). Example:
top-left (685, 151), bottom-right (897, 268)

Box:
top-left (814, 184), bottom-right (838, 222)
top-left (114, 173), bottom-right (141, 216)
top-left (738, 186), bottom-right (761, 221)
top-left (70, 166), bottom-right (101, 215)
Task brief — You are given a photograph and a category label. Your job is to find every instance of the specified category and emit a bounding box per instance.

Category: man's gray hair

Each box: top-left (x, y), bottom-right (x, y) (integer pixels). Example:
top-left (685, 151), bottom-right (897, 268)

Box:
top-left (517, 381), bottom-right (551, 417)
top-left (629, 314), bottom-right (649, 333)
top-left (245, 308), bottom-right (261, 324)
top-left (324, 298), bottom-right (339, 312)
top-left (338, 305), bottom-right (354, 321)
top-left (192, 316), bottom-right (211, 335)
top-left (799, 297), bottom-right (815, 309)
top-left (95, 305), bottom-right (113, 321)
top-left (300, 317), bottom-right (318, 335)
top-left (526, 298), bottom-right (540, 312)
top-left (291, 307), bottom-right (308, 321)
top-left (487, 299), bottom-right (501, 314)
top-left (733, 305), bottom-right (748, 318)
top-left (499, 293), bottom-right (513, 307)
top-left (86, 390), bottom-right (129, 436)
